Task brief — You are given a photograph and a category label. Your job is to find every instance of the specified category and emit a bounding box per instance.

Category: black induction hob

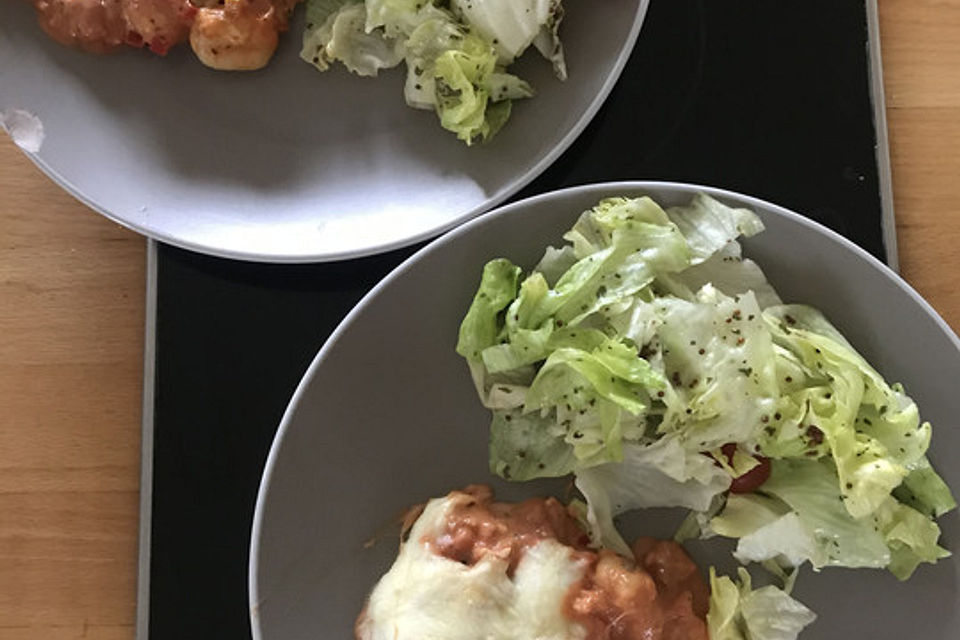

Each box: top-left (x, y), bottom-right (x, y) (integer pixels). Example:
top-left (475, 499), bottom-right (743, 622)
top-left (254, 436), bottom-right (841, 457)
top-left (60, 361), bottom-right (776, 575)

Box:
top-left (138, 2), bottom-right (894, 638)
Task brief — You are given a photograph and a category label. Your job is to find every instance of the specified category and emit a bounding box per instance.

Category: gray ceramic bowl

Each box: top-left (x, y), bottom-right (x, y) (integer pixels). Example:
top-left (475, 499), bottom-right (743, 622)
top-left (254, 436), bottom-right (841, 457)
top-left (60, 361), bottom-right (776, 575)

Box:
top-left (0, 1), bottom-right (648, 262)
top-left (250, 182), bottom-right (959, 639)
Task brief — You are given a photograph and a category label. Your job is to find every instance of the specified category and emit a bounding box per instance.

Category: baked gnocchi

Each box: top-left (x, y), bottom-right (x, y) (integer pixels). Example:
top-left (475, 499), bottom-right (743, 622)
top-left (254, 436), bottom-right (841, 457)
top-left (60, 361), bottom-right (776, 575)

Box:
top-left (31, 0), bottom-right (301, 70)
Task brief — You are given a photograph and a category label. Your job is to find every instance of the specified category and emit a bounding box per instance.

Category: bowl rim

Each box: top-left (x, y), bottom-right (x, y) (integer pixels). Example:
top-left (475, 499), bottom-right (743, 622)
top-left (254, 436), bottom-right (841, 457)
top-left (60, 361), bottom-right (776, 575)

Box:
top-left (13, 1), bottom-right (652, 264)
top-left (247, 180), bottom-right (960, 638)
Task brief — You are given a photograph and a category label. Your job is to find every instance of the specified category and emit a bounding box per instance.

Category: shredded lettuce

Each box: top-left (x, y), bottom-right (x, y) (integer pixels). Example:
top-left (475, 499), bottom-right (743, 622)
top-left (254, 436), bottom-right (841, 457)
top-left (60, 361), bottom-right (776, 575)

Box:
top-left (488, 409), bottom-right (576, 481)
top-left (723, 459), bottom-right (891, 570)
top-left (301, 0), bottom-right (562, 143)
top-left (711, 442), bottom-right (950, 580)
top-left (652, 286), bottom-right (779, 451)
top-left (707, 567), bottom-right (746, 640)
top-left (875, 493), bottom-right (951, 580)
top-left (458, 194), bottom-right (775, 490)
top-left (301, 0), bottom-right (405, 75)
top-left (456, 192), bottom-right (955, 636)
top-left (576, 436), bottom-right (731, 555)
top-left (450, 0), bottom-right (552, 64)
top-left (365, 0), bottom-right (442, 37)
top-left (707, 568), bottom-right (817, 640)
top-left (431, 33), bottom-right (531, 142)
top-left (894, 455), bottom-right (958, 518)
top-left (456, 258), bottom-right (521, 362)
top-left (531, 0), bottom-right (566, 80)
top-left (760, 305), bottom-right (925, 519)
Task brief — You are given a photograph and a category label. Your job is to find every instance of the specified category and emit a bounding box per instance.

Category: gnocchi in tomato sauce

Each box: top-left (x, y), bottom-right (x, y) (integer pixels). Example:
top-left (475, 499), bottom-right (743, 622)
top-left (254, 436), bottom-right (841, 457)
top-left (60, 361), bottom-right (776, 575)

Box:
top-left (31, 0), bottom-right (301, 70)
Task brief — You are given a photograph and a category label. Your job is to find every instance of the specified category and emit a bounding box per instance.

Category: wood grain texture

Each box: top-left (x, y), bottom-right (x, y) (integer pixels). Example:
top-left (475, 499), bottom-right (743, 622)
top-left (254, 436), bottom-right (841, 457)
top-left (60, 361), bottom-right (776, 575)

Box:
top-left (0, 137), bottom-right (144, 639)
top-left (880, 0), bottom-right (960, 329)
top-left (1, 2), bottom-right (959, 639)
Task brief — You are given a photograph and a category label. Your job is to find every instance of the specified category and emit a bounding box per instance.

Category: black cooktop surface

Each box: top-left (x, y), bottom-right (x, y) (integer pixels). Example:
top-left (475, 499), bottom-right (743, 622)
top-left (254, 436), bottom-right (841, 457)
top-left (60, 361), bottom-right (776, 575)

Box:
top-left (146, 1), bottom-right (888, 637)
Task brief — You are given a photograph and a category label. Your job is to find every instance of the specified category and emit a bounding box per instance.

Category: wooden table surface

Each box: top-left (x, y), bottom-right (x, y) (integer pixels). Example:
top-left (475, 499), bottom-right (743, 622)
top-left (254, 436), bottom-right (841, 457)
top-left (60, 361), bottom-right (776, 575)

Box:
top-left (2, 2), bottom-right (959, 638)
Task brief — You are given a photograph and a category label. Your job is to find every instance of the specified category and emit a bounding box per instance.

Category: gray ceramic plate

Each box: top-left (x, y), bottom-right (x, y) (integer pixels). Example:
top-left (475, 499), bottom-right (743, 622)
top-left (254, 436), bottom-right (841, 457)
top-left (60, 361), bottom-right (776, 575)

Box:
top-left (0, 1), bottom-right (648, 262)
top-left (250, 182), bottom-right (959, 638)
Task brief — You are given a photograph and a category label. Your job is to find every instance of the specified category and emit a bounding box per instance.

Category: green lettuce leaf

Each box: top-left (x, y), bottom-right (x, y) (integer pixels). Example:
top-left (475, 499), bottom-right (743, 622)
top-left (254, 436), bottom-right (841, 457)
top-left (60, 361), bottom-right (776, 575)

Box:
top-left (707, 568), bottom-right (816, 640)
top-left (403, 16), bottom-right (533, 143)
top-left (525, 343), bottom-right (662, 415)
top-left (707, 568), bottom-right (745, 640)
top-left (894, 456), bottom-right (958, 518)
top-left (459, 194), bottom-right (787, 480)
top-left (467, 360), bottom-right (533, 411)
top-left (531, 0), bottom-right (566, 79)
top-left (651, 286), bottom-right (779, 452)
top-left (364, 0), bottom-right (446, 37)
top-left (455, 193), bottom-right (955, 589)
top-left (402, 15), bottom-right (471, 110)
top-left (432, 35), bottom-right (532, 143)
top-left (456, 258), bottom-right (521, 362)
top-left (576, 436), bottom-right (731, 555)
top-left (710, 494), bottom-right (821, 568)
top-left (874, 494), bottom-right (951, 580)
top-left (761, 305), bottom-right (929, 519)
top-left (433, 39), bottom-right (498, 142)
top-left (533, 244), bottom-right (578, 285)
top-left (658, 241), bottom-right (782, 309)
top-left (302, 0), bottom-right (547, 143)
top-left (665, 192), bottom-right (766, 264)
top-left (734, 512), bottom-right (823, 569)
top-left (450, 0), bottom-right (553, 63)
top-left (753, 459), bottom-right (891, 569)
top-left (303, 0), bottom-right (357, 33)
top-left (711, 458), bottom-right (950, 579)
top-left (737, 570), bottom-right (817, 640)
top-left (488, 409), bottom-right (576, 481)
top-left (301, 0), bottom-right (406, 76)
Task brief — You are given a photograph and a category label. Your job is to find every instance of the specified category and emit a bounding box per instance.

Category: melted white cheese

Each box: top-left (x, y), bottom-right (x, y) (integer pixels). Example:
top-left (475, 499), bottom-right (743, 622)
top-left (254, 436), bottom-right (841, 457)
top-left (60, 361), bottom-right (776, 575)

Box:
top-left (357, 495), bottom-right (589, 640)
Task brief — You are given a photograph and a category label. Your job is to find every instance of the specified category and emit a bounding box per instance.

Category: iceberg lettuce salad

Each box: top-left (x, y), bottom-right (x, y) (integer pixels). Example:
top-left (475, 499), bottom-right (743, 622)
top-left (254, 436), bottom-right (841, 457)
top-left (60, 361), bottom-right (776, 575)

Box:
top-left (456, 193), bottom-right (956, 639)
top-left (301, 0), bottom-right (565, 144)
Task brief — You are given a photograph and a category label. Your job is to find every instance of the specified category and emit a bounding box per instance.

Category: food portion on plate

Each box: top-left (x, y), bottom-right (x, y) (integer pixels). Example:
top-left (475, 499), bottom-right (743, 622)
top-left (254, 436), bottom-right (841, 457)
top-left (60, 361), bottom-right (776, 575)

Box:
top-left (30, 0), bottom-right (302, 69)
top-left (453, 193), bottom-right (956, 637)
top-left (301, 0), bottom-right (566, 144)
top-left (357, 484), bottom-right (806, 640)
top-left (28, 0), bottom-right (566, 140)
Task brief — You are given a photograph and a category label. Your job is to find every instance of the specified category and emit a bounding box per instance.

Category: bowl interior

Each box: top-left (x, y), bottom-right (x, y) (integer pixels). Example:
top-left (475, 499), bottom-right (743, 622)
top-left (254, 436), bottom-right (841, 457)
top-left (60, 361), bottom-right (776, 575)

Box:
top-left (0, 0), bottom-right (647, 261)
top-left (251, 182), bottom-right (960, 638)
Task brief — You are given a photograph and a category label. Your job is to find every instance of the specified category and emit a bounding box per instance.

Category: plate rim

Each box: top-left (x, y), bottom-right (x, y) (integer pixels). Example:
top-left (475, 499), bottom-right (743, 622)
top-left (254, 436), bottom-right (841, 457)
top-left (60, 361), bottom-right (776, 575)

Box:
top-left (14, 0), bottom-right (652, 264)
top-left (247, 180), bottom-right (960, 638)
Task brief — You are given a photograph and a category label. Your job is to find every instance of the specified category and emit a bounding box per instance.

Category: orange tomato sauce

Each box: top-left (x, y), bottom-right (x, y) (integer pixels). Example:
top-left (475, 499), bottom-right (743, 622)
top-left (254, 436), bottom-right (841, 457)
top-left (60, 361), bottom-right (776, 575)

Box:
top-left (29, 0), bottom-right (302, 64)
top-left (429, 485), bottom-right (710, 640)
